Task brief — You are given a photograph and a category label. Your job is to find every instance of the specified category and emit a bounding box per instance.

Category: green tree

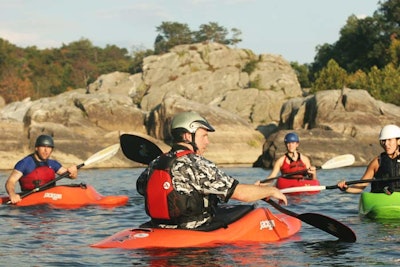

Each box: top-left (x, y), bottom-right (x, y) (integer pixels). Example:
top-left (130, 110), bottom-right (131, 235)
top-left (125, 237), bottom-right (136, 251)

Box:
top-left (194, 22), bottom-right (229, 44)
top-left (387, 33), bottom-right (400, 66)
top-left (366, 64), bottom-right (400, 105)
top-left (154, 22), bottom-right (192, 54)
top-left (311, 0), bottom-right (400, 75)
top-left (311, 59), bottom-right (348, 93)
top-left (312, 15), bottom-right (385, 74)
top-left (290, 62), bottom-right (311, 88)
top-left (347, 69), bottom-right (368, 90)
top-left (230, 28), bottom-right (243, 46)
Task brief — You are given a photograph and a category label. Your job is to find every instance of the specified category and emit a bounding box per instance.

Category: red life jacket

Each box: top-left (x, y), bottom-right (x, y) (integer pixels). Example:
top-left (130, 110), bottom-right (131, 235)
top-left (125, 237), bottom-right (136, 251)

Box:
top-left (19, 156), bottom-right (56, 191)
top-left (145, 150), bottom-right (205, 223)
top-left (280, 153), bottom-right (307, 179)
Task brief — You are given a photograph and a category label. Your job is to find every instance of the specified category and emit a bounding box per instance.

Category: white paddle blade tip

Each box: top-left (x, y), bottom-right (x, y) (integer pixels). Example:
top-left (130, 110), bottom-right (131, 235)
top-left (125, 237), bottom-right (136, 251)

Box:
top-left (320, 154), bottom-right (355, 169)
top-left (83, 143), bottom-right (120, 166)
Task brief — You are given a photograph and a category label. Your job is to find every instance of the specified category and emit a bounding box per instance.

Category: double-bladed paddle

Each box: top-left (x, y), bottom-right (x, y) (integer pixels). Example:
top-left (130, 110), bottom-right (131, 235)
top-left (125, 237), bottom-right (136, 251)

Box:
top-left (7, 143), bottom-right (120, 204)
top-left (119, 133), bottom-right (357, 242)
top-left (260, 154), bottom-right (355, 183)
top-left (280, 177), bottom-right (400, 194)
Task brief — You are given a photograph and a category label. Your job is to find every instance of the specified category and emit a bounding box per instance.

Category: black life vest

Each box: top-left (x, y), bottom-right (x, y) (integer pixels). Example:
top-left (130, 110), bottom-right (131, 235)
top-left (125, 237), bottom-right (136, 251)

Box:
top-left (19, 154), bottom-right (56, 191)
top-left (371, 152), bottom-right (400, 193)
top-left (145, 150), bottom-right (208, 224)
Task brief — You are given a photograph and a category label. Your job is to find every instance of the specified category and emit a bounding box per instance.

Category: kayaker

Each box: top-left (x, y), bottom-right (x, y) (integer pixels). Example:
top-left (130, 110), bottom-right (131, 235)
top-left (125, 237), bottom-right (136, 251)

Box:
top-left (136, 111), bottom-right (287, 229)
top-left (337, 124), bottom-right (400, 194)
top-left (265, 132), bottom-right (317, 181)
top-left (5, 134), bottom-right (78, 204)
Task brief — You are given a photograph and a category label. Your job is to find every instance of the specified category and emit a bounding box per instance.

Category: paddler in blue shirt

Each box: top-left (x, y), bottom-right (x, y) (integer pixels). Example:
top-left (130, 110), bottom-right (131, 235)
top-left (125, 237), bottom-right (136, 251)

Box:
top-left (337, 124), bottom-right (400, 194)
top-left (5, 134), bottom-right (78, 204)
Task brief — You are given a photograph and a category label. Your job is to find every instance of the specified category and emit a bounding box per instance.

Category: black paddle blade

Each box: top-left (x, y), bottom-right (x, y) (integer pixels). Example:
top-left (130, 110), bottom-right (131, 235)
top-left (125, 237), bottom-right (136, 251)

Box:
top-left (120, 134), bottom-right (163, 164)
top-left (298, 213), bottom-right (357, 243)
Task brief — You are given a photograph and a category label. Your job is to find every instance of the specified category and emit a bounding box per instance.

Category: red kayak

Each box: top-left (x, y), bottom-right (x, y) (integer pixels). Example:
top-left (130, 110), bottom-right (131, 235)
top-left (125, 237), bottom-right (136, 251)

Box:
top-left (276, 178), bottom-right (321, 195)
top-left (91, 205), bottom-right (302, 249)
top-left (0, 184), bottom-right (129, 209)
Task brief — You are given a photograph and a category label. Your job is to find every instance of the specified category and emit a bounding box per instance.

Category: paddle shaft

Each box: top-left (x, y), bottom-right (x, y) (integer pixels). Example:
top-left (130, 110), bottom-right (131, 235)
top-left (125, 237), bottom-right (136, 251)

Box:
top-left (261, 168), bottom-right (314, 183)
top-left (279, 177), bottom-right (400, 194)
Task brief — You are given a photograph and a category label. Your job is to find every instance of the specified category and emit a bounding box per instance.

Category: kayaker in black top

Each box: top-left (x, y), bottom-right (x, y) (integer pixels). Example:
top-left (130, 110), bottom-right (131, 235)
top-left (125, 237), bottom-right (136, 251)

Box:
top-left (337, 124), bottom-right (400, 194)
top-left (137, 111), bottom-right (287, 229)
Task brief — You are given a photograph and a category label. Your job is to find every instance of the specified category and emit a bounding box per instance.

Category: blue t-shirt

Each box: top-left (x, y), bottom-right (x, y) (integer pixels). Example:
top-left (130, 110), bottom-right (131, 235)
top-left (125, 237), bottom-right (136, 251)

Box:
top-left (14, 154), bottom-right (62, 176)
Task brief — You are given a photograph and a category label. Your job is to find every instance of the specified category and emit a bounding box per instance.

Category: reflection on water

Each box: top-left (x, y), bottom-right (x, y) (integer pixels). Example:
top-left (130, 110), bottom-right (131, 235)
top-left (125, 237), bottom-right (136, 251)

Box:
top-left (0, 167), bottom-right (399, 266)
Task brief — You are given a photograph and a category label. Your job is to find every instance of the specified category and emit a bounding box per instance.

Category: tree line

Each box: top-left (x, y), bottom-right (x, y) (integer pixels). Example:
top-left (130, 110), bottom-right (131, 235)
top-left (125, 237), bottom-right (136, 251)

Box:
top-left (0, 21), bottom-right (240, 103)
top-left (293, 0), bottom-right (400, 105)
top-left (0, 0), bottom-right (399, 106)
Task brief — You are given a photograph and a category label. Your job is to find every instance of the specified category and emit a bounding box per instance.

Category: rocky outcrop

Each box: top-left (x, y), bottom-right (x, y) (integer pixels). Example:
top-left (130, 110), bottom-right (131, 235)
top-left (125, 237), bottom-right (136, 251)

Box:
top-left (0, 43), bottom-right (399, 170)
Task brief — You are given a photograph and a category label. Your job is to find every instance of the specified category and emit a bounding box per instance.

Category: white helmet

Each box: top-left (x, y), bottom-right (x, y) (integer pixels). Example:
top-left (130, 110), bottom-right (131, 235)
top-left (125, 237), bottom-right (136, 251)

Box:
top-left (379, 124), bottom-right (400, 140)
top-left (171, 111), bottom-right (215, 133)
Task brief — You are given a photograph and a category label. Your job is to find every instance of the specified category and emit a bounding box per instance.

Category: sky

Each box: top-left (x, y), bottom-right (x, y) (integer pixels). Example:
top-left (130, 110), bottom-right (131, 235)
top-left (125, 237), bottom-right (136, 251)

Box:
top-left (0, 0), bottom-right (381, 64)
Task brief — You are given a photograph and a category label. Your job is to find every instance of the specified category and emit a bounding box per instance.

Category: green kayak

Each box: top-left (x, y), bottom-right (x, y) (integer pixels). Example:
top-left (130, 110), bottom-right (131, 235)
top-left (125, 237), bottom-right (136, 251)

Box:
top-left (359, 192), bottom-right (400, 220)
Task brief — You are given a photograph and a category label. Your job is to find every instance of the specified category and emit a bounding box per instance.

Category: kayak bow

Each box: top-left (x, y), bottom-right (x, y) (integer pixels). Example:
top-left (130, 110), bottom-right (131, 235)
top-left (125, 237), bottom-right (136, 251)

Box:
top-left (1, 184), bottom-right (129, 209)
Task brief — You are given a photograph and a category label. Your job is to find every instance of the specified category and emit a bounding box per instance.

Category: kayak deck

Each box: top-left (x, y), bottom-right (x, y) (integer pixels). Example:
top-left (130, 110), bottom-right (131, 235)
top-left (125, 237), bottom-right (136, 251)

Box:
top-left (359, 192), bottom-right (400, 220)
top-left (0, 184), bottom-right (129, 209)
top-left (276, 178), bottom-right (321, 195)
top-left (91, 206), bottom-right (302, 249)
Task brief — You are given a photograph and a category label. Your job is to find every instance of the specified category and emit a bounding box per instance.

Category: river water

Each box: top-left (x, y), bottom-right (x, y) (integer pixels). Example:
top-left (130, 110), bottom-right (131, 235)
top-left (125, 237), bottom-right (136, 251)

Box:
top-left (0, 166), bottom-right (399, 266)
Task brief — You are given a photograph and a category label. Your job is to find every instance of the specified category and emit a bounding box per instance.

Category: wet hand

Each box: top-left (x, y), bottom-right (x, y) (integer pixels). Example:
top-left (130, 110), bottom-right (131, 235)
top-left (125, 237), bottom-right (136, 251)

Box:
top-left (9, 193), bottom-right (21, 204)
top-left (307, 166), bottom-right (317, 179)
top-left (269, 187), bottom-right (288, 205)
top-left (337, 180), bottom-right (348, 191)
top-left (67, 165), bottom-right (78, 179)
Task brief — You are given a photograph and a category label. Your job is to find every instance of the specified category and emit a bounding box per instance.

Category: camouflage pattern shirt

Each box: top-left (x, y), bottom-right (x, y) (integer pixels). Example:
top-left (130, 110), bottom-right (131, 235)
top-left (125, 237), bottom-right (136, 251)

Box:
top-left (137, 149), bottom-right (239, 228)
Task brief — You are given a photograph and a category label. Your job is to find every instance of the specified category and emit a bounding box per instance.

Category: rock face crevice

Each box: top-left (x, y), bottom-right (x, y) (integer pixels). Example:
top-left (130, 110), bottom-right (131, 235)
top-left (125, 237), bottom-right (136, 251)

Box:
top-left (0, 42), bottom-right (398, 170)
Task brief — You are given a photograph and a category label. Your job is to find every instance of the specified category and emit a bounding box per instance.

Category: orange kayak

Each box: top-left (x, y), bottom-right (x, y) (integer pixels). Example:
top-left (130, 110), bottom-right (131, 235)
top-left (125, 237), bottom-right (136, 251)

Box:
top-left (276, 178), bottom-right (321, 195)
top-left (91, 205), bottom-right (301, 249)
top-left (0, 184), bottom-right (129, 209)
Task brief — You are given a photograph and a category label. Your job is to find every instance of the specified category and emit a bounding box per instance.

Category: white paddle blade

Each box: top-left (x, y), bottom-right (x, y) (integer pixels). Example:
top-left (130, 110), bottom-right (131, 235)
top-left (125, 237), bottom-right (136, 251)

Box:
top-left (83, 143), bottom-right (120, 167)
top-left (280, 185), bottom-right (327, 194)
top-left (320, 154), bottom-right (355, 169)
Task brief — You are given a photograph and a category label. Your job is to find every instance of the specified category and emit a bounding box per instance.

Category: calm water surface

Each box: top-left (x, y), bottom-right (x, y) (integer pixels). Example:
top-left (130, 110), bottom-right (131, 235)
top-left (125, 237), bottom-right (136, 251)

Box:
top-left (0, 166), bottom-right (399, 266)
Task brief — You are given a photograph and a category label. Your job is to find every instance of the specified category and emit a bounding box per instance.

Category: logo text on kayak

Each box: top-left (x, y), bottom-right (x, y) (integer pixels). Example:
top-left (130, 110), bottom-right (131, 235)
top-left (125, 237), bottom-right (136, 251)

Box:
top-left (43, 192), bottom-right (62, 200)
top-left (260, 220), bottom-right (275, 230)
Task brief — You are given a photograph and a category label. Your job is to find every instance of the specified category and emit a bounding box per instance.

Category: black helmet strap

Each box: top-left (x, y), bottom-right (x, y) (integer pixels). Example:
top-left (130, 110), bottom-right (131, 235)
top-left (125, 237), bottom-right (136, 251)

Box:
top-left (190, 132), bottom-right (199, 152)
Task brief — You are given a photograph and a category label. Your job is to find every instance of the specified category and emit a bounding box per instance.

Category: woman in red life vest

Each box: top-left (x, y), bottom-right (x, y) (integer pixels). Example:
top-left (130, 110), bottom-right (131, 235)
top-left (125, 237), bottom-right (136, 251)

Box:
top-left (5, 135), bottom-right (78, 204)
top-left (265, 132), bottom-right (317, 181)
top-left (137, 111), bottom-right (287, 229)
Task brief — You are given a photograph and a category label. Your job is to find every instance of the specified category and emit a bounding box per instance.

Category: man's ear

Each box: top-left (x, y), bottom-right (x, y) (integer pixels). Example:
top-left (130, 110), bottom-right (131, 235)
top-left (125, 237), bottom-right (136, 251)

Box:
top-left (183, 132), bottom-right (192, 142)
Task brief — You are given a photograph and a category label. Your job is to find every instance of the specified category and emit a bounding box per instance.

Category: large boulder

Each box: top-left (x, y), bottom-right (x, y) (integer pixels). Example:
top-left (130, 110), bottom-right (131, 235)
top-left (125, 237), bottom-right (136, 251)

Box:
top-left (142, 94), bottom-right (265, 164)
top-left (139, 43), bottom-right (302, 125)
top-left (259, 88), bottom-right (400, 167)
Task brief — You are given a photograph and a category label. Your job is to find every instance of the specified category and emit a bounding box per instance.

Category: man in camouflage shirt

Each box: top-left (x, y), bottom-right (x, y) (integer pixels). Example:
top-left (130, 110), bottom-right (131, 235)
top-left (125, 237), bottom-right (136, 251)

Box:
top-left (137, 111), bottom-right (287, 229)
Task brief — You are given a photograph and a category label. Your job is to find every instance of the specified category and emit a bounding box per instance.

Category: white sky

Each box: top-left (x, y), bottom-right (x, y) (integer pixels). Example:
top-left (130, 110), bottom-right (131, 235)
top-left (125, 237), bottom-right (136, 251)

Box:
top-left (0, 0), bottom-right (380, 64)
